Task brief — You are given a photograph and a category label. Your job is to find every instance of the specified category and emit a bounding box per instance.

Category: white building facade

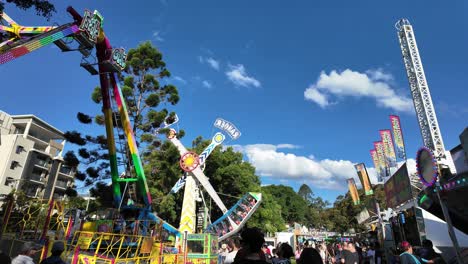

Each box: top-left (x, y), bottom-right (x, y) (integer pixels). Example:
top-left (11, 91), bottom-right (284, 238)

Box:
top-left (0, 111), bottom-right (75, 199)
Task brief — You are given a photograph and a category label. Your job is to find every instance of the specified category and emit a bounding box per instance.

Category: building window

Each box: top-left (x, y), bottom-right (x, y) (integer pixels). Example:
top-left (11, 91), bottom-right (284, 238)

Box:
top-left (10, 161), bottom-right (19, 170)
top-left (16, 145), bottom-right (24, 154)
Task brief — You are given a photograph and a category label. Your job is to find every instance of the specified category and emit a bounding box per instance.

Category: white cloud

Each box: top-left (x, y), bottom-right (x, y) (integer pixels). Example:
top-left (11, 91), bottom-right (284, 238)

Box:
top-left (202, 80), bottom-right (212, 88)
top-left (277, 144), bottom-right (301, 149)
top-left (226, 64), bottom-right (261, 88)
top-left (304, 87), bottom-right (330, 108)
top-left (173, 76), bottom-right (187, 84)
top-left (233, 144), bottom-right (358, 190)
top-left (206, 57), bottom-right (220, 71)
top-left (152, 31), bottom-right (164, 42)
top-left (198, 56), bottom-right (220, 71)
top-left (366, 68), bottom-right (393, 82)
top-left (304, 69), bottom-right (413, 113)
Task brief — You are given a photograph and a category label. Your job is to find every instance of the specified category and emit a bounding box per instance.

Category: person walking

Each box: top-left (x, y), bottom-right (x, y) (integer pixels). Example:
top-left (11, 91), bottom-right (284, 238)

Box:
top-left (271, 243), bottom-right (294, 264)
top-left (39, 241), bottom-right (66, 264)
top-left (225, 237), bottom-right (241, 264)
top-left (399, 241), bottom-right (433, 264)
top-left (12, 242), bottom-right (43, 264)
top-left (298, 247), bottom-right (324, 264)
top-left (233, 227), bottom-right (269, 264)
top-left (340, 242), bottom-right (359, 264)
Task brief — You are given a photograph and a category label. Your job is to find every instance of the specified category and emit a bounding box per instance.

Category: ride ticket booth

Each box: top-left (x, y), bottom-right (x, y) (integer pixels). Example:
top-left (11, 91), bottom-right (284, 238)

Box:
top-left (186, 233), bottom-right (218, 264)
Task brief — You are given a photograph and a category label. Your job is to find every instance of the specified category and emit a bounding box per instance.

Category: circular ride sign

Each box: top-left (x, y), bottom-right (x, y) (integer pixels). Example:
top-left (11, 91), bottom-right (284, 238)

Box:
top-left (416, 146), bottom-right (439, 187)
top-left (180, 151), bottom-right (200, 172)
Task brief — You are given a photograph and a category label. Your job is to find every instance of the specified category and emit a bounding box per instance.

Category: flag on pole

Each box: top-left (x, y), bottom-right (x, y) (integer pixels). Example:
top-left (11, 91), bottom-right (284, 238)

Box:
top-left (354, 163), bottom-right (373, 195)
top-left (370, 149), bottom-right (383, 182)
top-left (380, 129), bottom-right (397, 167)
top-left (390, 115), bottom-right (406, 160)
top-left (347, 178), bottom-right (360, 205)
top-left (374, 141), bottom-right (389, 178)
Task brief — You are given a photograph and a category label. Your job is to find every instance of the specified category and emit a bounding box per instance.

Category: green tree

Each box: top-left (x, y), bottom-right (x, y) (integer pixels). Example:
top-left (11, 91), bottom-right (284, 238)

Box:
top-left (323, 185), bottom-right (387, 235)
top-left (65, 41), bottom-right (181, 205)
top-left (0, 0), bottom-right (56, 19)
top-left (298, 184), bottom-right (314, 204)
top-left (262, 184), bottom-right (308, 225)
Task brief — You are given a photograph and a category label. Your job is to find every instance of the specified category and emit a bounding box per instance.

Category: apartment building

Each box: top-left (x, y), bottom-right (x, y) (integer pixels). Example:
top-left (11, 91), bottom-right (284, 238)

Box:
top-left (0, 111), bottom-right (76, 199)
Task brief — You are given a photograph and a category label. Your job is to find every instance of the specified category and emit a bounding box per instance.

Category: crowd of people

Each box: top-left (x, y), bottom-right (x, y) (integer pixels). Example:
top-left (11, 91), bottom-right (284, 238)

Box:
top-left (0, 241), bottom-right (66, 264)
top-left (217, 228), bottom-right (445, 264)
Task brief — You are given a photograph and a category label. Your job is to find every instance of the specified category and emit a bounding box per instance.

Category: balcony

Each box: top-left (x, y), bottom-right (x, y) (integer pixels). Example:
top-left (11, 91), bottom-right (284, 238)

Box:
top-left (29, 174), bottom-right (45, 184)
top-left (34, 159), bottom-right (51, 169)
top-left (59, 166), bottom-right (75, 178)
top-left (55, 180), bottom-right (68, 189)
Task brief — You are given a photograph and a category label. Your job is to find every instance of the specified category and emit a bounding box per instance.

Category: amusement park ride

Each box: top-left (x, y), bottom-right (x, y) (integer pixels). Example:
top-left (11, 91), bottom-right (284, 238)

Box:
top-left (166, 118), bottom-right (262, 241)
top-left (395, 19), bottom-right (463, 263)
top-left (0, 6), bottom-right (261, 264)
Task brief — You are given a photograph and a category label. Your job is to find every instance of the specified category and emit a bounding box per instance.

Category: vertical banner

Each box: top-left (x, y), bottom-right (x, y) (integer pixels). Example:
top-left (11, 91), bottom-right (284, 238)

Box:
top-left (390, 115), bottom-right (406, 160)
top-left (380, 129), bottom-right (397, 168)
top-left (370, 149), bottom-right (383, 182)
top-left (347, 178), bottom-right (360, 205)
top-left (354, 163), bottom-right (373, 195)
top-left (374, 141), bottom-right (389, 178)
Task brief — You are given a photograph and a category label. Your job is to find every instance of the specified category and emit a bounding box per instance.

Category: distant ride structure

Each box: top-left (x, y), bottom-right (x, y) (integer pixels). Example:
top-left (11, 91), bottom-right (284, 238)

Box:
top-left (167, 119), bottom-right (262, 242)
top-left (395, 18), bottom-right (463, 263)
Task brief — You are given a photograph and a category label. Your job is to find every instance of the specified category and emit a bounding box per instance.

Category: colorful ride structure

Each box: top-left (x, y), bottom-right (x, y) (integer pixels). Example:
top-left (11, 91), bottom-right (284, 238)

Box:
top-left (0, 6), bottom-right (184, 264)
top-left (167, 118), bottom-right (262, 244)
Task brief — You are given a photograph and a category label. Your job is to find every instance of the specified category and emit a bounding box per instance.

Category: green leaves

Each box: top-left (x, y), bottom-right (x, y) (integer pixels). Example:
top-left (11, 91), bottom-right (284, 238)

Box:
top-left (140, 133), bottom-right (154, 143)
top-left (64, 151), bottom-right (79, 167)
top-left (94, 115), bottom-right (105, 125)
top-left (145, 93), bottom-right (160, 107)
top-left (64, 131), bottom-right (86, 146)
top-left (77, 112), bottom-right (92, 124)
top-left (122, 85), bottom-right (133, 97)
top-left (91, 87), bottom-right (102, 104)
top-left (0, 0), bottom-right (56, 20)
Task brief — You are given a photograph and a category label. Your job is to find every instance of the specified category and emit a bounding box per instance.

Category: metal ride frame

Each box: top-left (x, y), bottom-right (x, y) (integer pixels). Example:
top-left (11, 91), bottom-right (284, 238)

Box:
top-left (168, 121), bottom-right (262, 243)
top-left (395, 19), bottom-right (462, 263)
top-left (0, 6), bottom-right (180, 264)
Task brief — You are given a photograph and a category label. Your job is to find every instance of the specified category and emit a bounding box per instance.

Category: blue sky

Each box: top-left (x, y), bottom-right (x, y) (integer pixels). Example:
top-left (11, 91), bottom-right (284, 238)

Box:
top-left (1, 0), bottom-right (467, 203)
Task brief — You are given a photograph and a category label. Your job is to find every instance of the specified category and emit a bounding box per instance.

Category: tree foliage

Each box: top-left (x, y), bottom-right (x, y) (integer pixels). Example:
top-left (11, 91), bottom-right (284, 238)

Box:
top-left (0, 0), bottom-right (56, 19)
top-left (262, 185), bottom-right (308, 225)
top-left (65, 41), bottom-right (181, 190)
top-left (321, 184), bottom-right (387, 234)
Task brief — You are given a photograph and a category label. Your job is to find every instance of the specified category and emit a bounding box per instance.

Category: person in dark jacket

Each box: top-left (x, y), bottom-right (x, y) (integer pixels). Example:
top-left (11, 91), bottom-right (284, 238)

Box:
top-left (298, 247), bottom-right (323, 264)
top-left (39, 241), bottom-right (66, 264)
top-left (233, 228), bottom-right (269, 264)
top-left (418, 240), bottom-right (445, 264)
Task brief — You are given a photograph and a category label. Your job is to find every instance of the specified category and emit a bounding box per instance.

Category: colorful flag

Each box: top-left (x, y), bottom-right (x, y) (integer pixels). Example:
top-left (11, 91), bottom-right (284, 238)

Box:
top-left (380, 129), bottom-right (397, 168)
top-left (347, 178), bottom-right (360, 205)
top-left (370, 149), bottom-right (383, 182)
top-left (374, 141), bottom-right (389, 178)
top-left (390, 115), bottom-right (406, 160)
top-left (354, 163), bottom-right (373, 195)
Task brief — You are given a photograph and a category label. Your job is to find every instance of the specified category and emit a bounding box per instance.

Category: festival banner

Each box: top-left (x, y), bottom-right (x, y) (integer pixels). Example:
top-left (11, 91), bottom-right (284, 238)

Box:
top-left (380, 129), bottom-right (397, 168)
top-left (354, 163), bottom-right (373, 195)
top-left (374, 141), bottom-right (389, 178)
top-left (370, 149), bottom-right (383, 182)
top-left (347, 178), bottom-right (360, 205)
top-left (390, 115), bottom-right (406, 160)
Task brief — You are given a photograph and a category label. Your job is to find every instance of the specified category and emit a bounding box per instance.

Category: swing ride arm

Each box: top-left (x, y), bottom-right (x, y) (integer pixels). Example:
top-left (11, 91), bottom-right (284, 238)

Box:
top-left (0, 22), bottom-right (79, 64)
top-left (169, 136), bottom-right (229, 213)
